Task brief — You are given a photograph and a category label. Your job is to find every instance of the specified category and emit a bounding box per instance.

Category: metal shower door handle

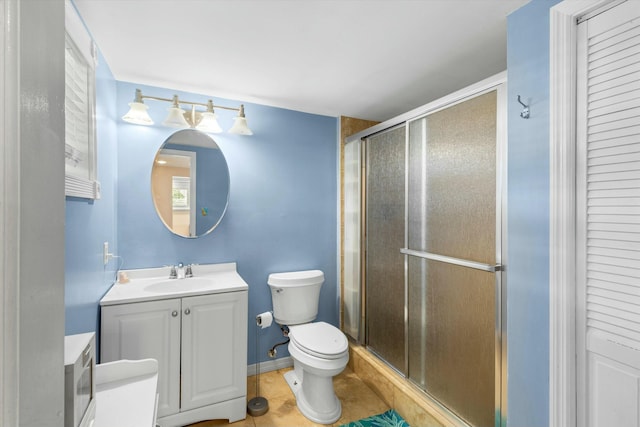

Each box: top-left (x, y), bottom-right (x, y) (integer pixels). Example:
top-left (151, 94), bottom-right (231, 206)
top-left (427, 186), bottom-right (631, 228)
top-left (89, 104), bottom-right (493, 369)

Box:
top-left (400, 248), bottom-right (502, 273)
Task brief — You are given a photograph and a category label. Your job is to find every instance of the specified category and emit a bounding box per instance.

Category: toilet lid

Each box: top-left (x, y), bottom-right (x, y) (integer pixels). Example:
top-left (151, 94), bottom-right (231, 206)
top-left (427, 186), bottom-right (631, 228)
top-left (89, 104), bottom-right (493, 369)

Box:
top-left (289, 322), bottom-right (348, 359)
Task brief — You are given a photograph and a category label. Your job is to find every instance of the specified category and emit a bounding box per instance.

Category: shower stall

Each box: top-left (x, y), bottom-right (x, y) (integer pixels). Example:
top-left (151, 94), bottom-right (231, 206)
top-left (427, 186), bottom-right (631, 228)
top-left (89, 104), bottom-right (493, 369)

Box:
top-left (343, 74), bottom-right (506, 427)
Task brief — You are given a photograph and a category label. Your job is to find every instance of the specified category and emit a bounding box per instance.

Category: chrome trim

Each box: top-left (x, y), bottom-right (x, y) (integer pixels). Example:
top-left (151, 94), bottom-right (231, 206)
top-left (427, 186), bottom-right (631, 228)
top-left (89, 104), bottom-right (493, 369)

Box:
top-left (361, 138), bottom-right (368, 345)
top-left (403, 121), bottom-right (409, 378)
top-left (496, 82), bottom-right (508, 427)
top-left (359, 139), bottom-right (367, 344)
top-left (400, 248), bottom-right (502, 273)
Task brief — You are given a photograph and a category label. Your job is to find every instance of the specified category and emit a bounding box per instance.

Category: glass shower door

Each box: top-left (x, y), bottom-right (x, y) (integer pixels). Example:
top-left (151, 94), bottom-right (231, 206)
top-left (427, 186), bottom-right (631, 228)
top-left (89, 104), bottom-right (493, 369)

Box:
top-left (364, 126), bottom-right (406, 370)
top-left (343, 139), bottom-right (362, 340)
top-left (405, 90), bottom-right (500, 427)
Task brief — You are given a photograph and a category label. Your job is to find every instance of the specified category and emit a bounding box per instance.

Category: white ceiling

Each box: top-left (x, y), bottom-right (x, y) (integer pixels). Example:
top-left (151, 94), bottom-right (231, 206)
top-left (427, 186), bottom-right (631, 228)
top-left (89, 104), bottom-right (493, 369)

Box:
top-left (74, 0), bottom-right (529, 122)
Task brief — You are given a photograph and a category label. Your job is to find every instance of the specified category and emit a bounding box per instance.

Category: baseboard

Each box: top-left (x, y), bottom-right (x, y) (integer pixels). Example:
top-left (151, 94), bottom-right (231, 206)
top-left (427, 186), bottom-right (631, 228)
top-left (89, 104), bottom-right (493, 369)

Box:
top-left (247, 356), bottom-right (293, 376)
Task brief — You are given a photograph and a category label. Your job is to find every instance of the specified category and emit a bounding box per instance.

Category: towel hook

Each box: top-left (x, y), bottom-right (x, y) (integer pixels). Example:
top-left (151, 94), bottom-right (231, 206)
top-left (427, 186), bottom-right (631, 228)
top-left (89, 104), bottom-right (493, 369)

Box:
top-left (517, 95), bottom-right (530, 119)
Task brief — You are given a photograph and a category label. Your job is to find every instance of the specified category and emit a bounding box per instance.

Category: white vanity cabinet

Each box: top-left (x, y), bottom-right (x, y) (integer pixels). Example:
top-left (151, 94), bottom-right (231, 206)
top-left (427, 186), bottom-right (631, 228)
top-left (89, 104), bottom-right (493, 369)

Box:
top-left (101, 298), bottom-right (182, 416)
top-left (99, 263), bottom-right (248, 427)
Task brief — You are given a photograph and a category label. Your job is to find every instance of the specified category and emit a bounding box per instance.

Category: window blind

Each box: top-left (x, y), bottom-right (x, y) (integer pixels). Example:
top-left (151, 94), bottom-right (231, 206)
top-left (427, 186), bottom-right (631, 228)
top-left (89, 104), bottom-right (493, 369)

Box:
top-left (65, 34), bottom-right (90, 179)
top-left (64, 0), bottom-right (98, 199)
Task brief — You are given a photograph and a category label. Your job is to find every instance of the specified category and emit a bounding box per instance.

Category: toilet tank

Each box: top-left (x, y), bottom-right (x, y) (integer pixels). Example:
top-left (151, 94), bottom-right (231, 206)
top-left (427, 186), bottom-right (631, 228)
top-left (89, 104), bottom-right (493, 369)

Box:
top-left (268, 270), bottom-right (324, 325)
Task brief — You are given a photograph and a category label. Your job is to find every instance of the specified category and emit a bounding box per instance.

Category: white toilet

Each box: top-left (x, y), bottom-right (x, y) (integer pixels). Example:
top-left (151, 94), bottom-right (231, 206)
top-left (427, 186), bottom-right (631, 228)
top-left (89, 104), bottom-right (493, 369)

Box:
top-left (268, 270), bottom-right (349, 424)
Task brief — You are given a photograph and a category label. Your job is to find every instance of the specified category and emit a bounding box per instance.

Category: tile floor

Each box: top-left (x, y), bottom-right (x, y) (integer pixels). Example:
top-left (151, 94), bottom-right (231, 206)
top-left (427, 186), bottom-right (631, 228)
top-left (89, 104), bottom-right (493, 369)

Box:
top-left (187, 366), bottom-right (390, 427)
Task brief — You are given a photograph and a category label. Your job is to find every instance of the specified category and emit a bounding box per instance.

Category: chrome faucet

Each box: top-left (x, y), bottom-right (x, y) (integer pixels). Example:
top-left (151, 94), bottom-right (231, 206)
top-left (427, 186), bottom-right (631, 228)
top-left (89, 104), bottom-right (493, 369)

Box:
top-left (169, 263), bottom-right (193, 279)
top-left (177, 262), bottom-right (185, 279)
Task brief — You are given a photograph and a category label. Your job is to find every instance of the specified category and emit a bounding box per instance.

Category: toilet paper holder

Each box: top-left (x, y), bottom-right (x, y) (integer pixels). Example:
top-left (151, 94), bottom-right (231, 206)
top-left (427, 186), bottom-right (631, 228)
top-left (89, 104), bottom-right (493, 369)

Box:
top-left (256, 311), bottom-right (273, 329)
top-left (248, 312), bottom-right (270, 417)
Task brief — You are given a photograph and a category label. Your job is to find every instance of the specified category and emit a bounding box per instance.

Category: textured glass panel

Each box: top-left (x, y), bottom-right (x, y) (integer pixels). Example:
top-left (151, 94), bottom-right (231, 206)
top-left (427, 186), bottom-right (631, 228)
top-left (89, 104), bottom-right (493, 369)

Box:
top-left (365, 126), bottom-right (406, 371)
top-left (343, 140), bottom-right (361, 339)
top-left (408, 91), bottom-right (497, 263)
top-left (406, 90), bottom-right (498, 426)
top-left (408, 257), bottom-right (495, 427)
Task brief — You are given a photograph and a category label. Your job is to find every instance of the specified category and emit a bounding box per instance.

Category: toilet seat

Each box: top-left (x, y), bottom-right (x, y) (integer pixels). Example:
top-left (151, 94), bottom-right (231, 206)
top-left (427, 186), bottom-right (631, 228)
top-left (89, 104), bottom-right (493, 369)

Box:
top-left (289, 322), bottom-right (348, 360)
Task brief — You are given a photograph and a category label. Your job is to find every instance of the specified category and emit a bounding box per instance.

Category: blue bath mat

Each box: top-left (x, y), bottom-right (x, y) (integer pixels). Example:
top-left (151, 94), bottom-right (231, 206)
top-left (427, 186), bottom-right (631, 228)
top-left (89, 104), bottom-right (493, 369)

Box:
top-left (340, 409), bottom-right (409, 427)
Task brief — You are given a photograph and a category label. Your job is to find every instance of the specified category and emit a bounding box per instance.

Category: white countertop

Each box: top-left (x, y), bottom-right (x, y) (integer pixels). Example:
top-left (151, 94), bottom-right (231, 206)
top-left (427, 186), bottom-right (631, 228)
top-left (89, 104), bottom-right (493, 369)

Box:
top-left (100, 262), bottom-right (248, 306)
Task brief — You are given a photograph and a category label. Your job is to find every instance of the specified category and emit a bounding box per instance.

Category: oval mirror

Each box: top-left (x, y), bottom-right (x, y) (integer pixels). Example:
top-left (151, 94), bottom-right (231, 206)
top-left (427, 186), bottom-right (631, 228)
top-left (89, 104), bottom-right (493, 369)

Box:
top-left (151, 129), bottom-right (230, 238)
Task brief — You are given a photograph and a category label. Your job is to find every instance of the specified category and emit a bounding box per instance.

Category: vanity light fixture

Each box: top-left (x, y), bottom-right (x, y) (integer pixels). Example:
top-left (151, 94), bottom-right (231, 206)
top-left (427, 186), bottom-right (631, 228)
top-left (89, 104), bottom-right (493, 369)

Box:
top-left (162, 95), bottom-right (190, 128)
top-left (228, 105), bottom-right (253, 136)
top-left (195, 100), bottom-right (223, 134)
top-left (122, 89), bottom-right (253, 135)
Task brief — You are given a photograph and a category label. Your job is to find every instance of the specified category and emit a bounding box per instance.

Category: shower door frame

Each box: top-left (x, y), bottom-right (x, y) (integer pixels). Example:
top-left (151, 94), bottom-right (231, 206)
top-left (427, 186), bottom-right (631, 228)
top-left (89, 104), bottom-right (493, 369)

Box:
top-left (347, 72), bottom-right (508, 427)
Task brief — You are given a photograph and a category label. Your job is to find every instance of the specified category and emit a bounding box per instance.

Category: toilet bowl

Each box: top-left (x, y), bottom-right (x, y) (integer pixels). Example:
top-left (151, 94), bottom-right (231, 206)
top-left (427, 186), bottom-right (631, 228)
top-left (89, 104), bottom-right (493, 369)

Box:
top-left (284, 322), bottom-right (349, 424)
top-left (268, 270), bottom-right (349, 424)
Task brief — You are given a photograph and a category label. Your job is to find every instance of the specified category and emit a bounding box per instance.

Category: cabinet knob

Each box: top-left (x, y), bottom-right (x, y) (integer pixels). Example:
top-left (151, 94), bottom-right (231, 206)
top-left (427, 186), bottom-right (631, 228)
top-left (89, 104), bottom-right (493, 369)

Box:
top-left (172, 310), bottom-right (178, 317)
top-left (184, 308), bottom-right (191, 315)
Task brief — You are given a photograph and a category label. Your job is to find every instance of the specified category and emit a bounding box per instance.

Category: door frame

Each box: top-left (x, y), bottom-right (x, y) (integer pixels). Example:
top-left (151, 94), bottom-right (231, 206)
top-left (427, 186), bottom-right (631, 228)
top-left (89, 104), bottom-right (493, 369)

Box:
top-left (1, 0), bottom-right (20, 425)
top-left (548, 1), bottom-right (621, 426)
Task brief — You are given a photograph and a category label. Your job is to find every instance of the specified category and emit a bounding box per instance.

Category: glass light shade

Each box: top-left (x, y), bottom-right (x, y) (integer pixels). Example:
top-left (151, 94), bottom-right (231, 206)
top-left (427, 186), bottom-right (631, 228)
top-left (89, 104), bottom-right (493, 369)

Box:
top-left (162, 107), bottom-right (190, 128)
top-left (228, 117), bottom-right (253, 135)
top-left (196, 112), bottom-right (223, 133)
top-left (122, 102), bottom-right (153, 125)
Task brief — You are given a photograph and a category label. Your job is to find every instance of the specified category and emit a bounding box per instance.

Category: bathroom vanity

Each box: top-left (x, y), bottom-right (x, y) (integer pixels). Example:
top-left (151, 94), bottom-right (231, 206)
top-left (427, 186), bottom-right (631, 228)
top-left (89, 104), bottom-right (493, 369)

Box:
top-left (100, 262), bottom-right (248, 427)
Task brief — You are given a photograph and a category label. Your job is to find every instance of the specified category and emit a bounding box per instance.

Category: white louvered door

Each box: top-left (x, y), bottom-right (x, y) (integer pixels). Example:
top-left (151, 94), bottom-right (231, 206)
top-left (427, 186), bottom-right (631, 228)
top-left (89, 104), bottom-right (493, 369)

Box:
top-left (577, 2), bottom-right (640, 426)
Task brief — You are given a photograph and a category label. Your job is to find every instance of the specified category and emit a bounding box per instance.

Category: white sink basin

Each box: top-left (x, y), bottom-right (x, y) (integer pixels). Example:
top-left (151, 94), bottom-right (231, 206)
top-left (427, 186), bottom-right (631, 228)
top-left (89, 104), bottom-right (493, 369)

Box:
top-left (144, 277), bottom-right (215, 293)
top-left (100, 263), bottom-right (249, 306)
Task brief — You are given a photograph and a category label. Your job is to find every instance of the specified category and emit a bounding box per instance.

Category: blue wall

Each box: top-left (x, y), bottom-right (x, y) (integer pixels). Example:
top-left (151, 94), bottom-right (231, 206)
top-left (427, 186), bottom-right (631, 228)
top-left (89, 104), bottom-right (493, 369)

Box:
top-left (65, 50), bottom-right (118, 336)
top-left (506, 0), bottom-right (560, 425)
top-left (116, 81), bottom-right (338, 365)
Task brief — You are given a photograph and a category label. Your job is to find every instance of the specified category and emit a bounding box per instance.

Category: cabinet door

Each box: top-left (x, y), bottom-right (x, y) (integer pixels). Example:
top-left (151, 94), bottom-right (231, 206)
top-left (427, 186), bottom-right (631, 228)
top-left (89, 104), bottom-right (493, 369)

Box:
top-left (100, 299), bottom-right (181, 417)
top-left (181, 291), bottom-right (248, 411)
